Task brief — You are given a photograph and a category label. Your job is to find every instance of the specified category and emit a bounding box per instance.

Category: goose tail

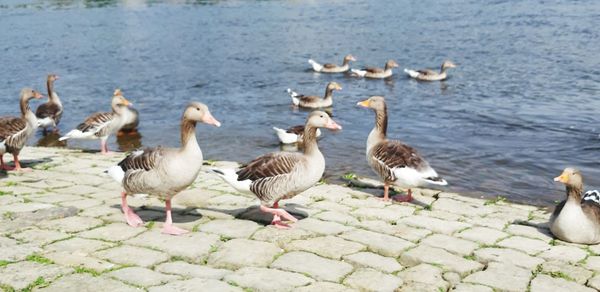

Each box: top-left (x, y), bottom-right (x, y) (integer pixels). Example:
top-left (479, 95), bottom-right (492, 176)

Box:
top-left (210, 168), bottom-right (253, 194)
top-left (351, 69), bottom-right (367, 77)
top-left (308, 59), bottom-right (323, 72)
top-left (404, 68), bottom-right (420, 78)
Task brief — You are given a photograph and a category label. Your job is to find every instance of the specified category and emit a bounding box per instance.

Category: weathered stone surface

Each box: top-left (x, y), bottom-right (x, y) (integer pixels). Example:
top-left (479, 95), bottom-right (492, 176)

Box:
top-left (497, 236), bottom-right (551, 255)
top-left (463, 262), bottom-right (530, 292)
top-left (309, 200), bottom-right (352, 213)
top-left (400, 245), bottom-right (483, 276)
top-left (12, 228), bottom-right (70, 245)
top-left (452, 283), bottom-right (494, 292)
top-left (293, 282), bottom-right (355, 292)
top-left (340, 229), bottom-right (413, 257)
top-left (45, 237), bottom-right (114, 254)
top-left (354, 220), bottom-right (431, 242)
top-left (314, 210), bottom-right (358, 225)
top-left (148, 278), bottom-right (242, 292)
top-left (59, 198), bottom-right (103, 209)
top-left (36, 273), bottom-right (140, 292)
top-left (398, 264), bottom-right (449, 291)
top-left (398, 215), bottom-right (470, 235)
top-left (44, 251), bottom-right (116, 272)
top-left (294, 218), bottom-right (353, 235)
top-left (94, 245), bottom-right (169, 267)
top-left (474, 247), bottom-right (544, 269)
top-left (0, 261), bottom-right (70, 290)
top-left (38, 216), bottom-right (104, 233)
top-left (225, 267), bottom-right (314, 292)
top-left (79, 223), bottom-right (145, 242)
top-left (341, 197), bottom-right (388, 208)
top-left (504, 224), bottom-right (553, 242)
top-left (156, 261), bottom-right (232, 279)
top-left (351, 206), bottom-right (413, 222)
top-left (457, 227), bottom-right (508, 245)
top-left (433, 197), bottom-right (493, 216)
top-left (271, 251), bottom-right (353, 282)
top-left (208, 239), bottom-right (281, 270)
top-left (343, 268), bottom-right (403, 292)
top-left (251, 226), bottom-right (314, 246)
top-left (0, 202), bottom-right (54, 213)
top-left (443, 272), bottom-right (461, 286)
top-left (107, 267), bottom-right (180, 287)
top-left (585, 256), bottom-right (600, 271)
top-left (530, 274), bottom-right (595, 292)
top-left (420, 234), bottom-right (478, 256)
top-left (286, 236), bottom-right (364, 259)
top-left (126, 230), bottom-right (221, 261)
top-left (343, 252), bottom-right (403, 273)
top-left (588, 275), bottom-right (600, 290)
top-left (0, 237), bottom-right (42, 262)
top-left (541, 261), bottom-right (594, 285)
top-left (539, 245), bottom-right (588, 263)
top-left (199, 219), bottom-right (261, 239)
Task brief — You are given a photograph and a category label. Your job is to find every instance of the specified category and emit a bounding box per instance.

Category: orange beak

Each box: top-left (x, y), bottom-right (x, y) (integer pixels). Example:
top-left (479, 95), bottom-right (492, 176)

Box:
top-left (202, 112), bottom-right (221, 127)
top-left (357, 100), bottom-right (370, 108)
top-left (554, 173), bottom-right (568, 183)
top-left (325, 119), bottom-right (342, 130)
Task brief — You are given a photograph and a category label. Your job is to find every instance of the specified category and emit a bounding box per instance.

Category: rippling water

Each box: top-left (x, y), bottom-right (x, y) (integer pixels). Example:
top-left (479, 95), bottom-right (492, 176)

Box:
top-left (1, 0), bottom-right (599, 205)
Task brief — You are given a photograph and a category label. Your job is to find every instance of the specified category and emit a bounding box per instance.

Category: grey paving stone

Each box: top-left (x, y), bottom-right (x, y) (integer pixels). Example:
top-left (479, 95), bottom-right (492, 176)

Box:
top-left (0, 237), bottom-right (42, 262)
top-left (44, 251), bottom-right (116, 272)
top-left (155, 261), bottom-right (232, 279)
top-left (78, 223), bottom-right (146, 242)
top-left (45, 237), bottom-right (114, 254)
top-left (504, 224), bottom-right (553, 242)
top-left (292, 282), bottom-right (355, 292)
top-left (314, 210), bottom-right (359, 225)
top-left (474, 247), bottom-right (545, 269)
top-left (530, 274), bottom-right (595, 292)
top-left (452, 283), bottom-right (494, 292)
top-left (125, 230), bottom-right (221, 261)
top-left (343, 252), bottom-right (403, 273)
top-left (0, 202), bottom-right (54, 213)
top-left (539, 245), bottom-right (588, 263)
top-left (270, 251), bottom-right (353, 282)
top-left (0, 261), bottom-right (70, 290)
top-left (585, 256), bottom-right (600, 271)
top-left (309, 200), bottom-right (352, 213)
top-left (340, 229), bottom-right (414, 257)
top-left (457, 226), bottom-right (509, 245)
top-left (225, 267), bottom-right (314, 292)
top-left (59, 198), bottom-right (104, 209)
top-left (356, 221), bottom-right (432, 242)
top-left (420, 234), bottom-right (478, 256)
top-left (29, 194), bottom-right (83, 204)
top-left (400, 245), bottom-right (483, 276)
top-left (398, 263), bottom-right (449, 291)
top-left (463, 262), bottom-right (530, 292)
top-left (588, 275), bottom-right (600, 290)
top-left (36, 273), bottom-right (140, 292)
top-left (107, 267), bottom-right (180, 287)
top-left (294, 218), bottom-right (353, 235)
top-left (251, 226), bottom-right (315, 246)
top-left (398, 215), bottom-right (471, 235)
top-left (432, 197), bottom-right (494, 217)
top-left (148, 278), bottom-right (242, 292)
top-left (286, 236), bottom-right (365, 259)
top-left (497, 236), bottom-right (551, 255)
top-left (11, 228), bottom-right (70, 245)
top-left (208, 239), bottom-right (281, 270)
top-left (300, 184), bottom-right (353, 202)
top-left (341, 197), bottom-right (388, 208)
top-left (199, 219), bottom-right (261, 238)
top-left (351, 205), bottom-right (413, 222)
top-left (94, 245), bottom-right (169, 267)
top-left (343, 268), bottom-right (403, 292)
top-left (37, 216), bottom-right (104, 233)
top-left (541, 261), bottom-right (593, 285)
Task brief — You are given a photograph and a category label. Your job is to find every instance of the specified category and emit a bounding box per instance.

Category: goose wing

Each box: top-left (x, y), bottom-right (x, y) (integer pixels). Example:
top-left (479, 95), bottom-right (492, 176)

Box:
top-left (370, 140), bottom-right (426, 180)
top-left (118, 147), bottom-right (165, 172)
top-left (77, 112), bottom-right (114, 134)
top-left (322, 63), bottom-right (338, 69)
top-left (364, 67), bottom-right (384, 74)
top-left (582, 191), bottom-right (600, 221)
top-left (286, 125), bottom-right (305, 135)
top-left (0, 117), bottom-right (28, 149)
top-left (237, 152), bottom-right (301, 181)
top-left (36, 103), bottom-right (62, 120)
top-left (417, 69), bottom-right (437, 76)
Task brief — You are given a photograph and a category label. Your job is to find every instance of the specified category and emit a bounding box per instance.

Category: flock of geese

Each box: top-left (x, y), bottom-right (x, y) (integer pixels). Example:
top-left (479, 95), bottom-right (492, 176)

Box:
top-left (0, 56), bottom-right (599, 243)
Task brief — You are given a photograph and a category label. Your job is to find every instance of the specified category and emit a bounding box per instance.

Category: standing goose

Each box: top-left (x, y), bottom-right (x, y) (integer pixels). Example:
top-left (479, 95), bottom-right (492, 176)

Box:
top-left (212, 111), bottom-right (342, 228)
top-left (358, 96), bottom-right (447, 201)
top-left (36, 74), bottom-right (63, 134)
top-left (273, 125), bottom-right (322, 144)
top-left (287, 82), bottom-right (342, 108)
top-left (116, 89), bottom-right (140, 135)
top-left (550, 168), bottom-right (600, 244)
top-left (59, 89), bottom-right (132, 155)
top-left (404, 60), bottom-right (457, 81)
top-left (308, 54), bottom-right (356, 73)
top-left (0, 88), bottom-right (44, 171)
top-left (107, 102), bottom-right (221, 235)
top-left (351, 60), bottom-right (399, 79)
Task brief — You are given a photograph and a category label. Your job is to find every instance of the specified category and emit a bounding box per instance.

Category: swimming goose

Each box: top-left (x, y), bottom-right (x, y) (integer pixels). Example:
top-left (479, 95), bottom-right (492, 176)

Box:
top-left (59, 89), bottom-right (132, 155)
top-left (35, 74), bottom-right (63, 134)
top-left (358, 96), bottom-right (447, 201)
top-left (404, 60), bottom-right (457, 81)
top-left (212, 111), bottom-right (342, 228)
top-left (550, 168), bottom-right (600, 244)
top-left (351, 60), bottom-right (399, 79)
top-left (287, 82), bottom-right (342, 108)
top-left (107, 102), bottom-right (221, 235)
top-left (0, 88), bottom-right (44, 171)
top-left (273, 125), bottom-right (322, 144)
top-left (308, 54), bottom-right (356, 73)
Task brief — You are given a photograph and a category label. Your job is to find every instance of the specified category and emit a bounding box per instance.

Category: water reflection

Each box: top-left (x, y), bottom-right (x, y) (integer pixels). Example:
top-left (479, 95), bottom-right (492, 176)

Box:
top-left (35, 132), bottom-right (67, 148)
top-left (116, 130), bottom-right (143, 152)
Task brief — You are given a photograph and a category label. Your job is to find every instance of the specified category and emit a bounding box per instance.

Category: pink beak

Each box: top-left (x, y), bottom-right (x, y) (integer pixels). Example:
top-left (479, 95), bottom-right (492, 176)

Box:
top-left (326, 119), bottom-right (342, 130)
top-left (202, 112), bottom-right (221, 127)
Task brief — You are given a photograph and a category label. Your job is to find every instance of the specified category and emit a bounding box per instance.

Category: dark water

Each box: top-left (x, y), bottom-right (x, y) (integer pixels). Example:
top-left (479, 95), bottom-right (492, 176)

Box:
top-left (1, 0), bottom-right (599, 206)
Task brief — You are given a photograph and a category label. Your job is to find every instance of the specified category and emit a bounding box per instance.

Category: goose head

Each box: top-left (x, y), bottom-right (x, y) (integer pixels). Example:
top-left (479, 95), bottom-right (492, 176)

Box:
top-left (111, 89), bottom-right (132, 108)
top-left (386, 60), bottom-right (399, 69)
top-left (20, 88), bottom-right (44, 101)
top-left (184, 102), bottom-right (221, 127)
top-left (307, 111), bottom-right (342, 130)
top-left (327, 82), bottom-right (343, 92)
top-left (344, 54), bottom-right (357, 62)
top-left (357, 95), bottom-right (386, 112)
top-left (442, 60), bottom-right (457, 70)
top-left (47, 74), bottom-right (59, 83)
top-left (554, 167), bottom-right (583, 188)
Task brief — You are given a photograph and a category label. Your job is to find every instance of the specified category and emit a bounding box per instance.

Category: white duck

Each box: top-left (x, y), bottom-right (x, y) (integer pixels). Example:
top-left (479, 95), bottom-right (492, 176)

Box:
top-left (107, 102), bottom-right (221, 235)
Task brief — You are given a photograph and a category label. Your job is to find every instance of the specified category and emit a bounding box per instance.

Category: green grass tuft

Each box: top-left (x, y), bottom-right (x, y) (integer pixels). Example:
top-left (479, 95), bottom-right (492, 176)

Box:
top-left (484, 196), bottom-right (507, 205)
top-left (25, 254), bottom-right (54, 265)
top-left (4, 181), bottom-right (18, 187)
top-left (0, 260), bottom-right (11, 267)
top-left (342, 172), bottom-right (357, 180)
top-left (74, 266), bottom-right (101, 277)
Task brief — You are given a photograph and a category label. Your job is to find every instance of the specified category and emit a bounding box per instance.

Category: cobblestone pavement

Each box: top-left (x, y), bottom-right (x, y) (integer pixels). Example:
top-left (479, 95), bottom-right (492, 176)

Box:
top-left (1, 147), bottom-right (599, 291)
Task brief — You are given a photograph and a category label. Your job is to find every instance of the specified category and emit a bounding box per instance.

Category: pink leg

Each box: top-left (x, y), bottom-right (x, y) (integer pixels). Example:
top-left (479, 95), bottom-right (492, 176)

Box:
top-left (162, 199), bottom-right (188, 235)
top-left (121, 191), bottom-right (144, 227)
top-left (378, 183), bottom-right (391, 201)
top-left (0, 155), bottom-right (14, 170)
top-left (100, 140), bottom-right (114, 155)
top-left (13, 154), bottom-right (31, 172)
top-left (260, 203), bottom-right (297, 229)
top-left (392, 188), bottom-right (413, 202)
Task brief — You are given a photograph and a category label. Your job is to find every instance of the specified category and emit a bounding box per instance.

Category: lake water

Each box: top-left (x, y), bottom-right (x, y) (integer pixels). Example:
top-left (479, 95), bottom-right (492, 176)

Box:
top-left (1, 0), bottom-right (599, 206)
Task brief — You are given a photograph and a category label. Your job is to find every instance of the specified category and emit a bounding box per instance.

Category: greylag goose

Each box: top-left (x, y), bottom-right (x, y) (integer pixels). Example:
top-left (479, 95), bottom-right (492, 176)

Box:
top-left (404, 60), bottom-right (457, 81)
top-left (59, 89), bottom-right (132, 155)
top-left (287, 82), bottom-right (342, 108)
top-left (212, 111), bottom-right (342, 228)
top-left (35, 74), bottom-right (63, 134)
top-left (550, 168), bottom-right (600, 244)
top-left (107, 102), bottom-right (221, 235)
top-left (272, 125), bottom-right (322, 144)
top-left (308, 54), bottom-right (356, 73)
top-left (358, 96), bottom-right (447, 201)
top-left (351, 60), bottom-right (399, 79)
top-left (0, 88), bottom-right (44, 171)
top-left (117, 89), bottom-right (139, 135)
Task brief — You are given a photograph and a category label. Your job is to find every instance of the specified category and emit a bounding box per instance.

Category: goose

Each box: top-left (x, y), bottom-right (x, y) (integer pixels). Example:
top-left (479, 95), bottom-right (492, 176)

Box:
top-left (212, 111), bottom-right (342, 228)
top-left (0, 88), bottom-right (44, 171)
top-left (404, 60), bottom-right (457, 81)
top-left (351, 60), bottom-right (399, 79)
top-left (106, 102), bottom-right (221, 235)
top-left (308, 54), bottom-right (356, 73)
top-left (59, 89), bottom-right (132, 155)
top-left (550, 167), bottom-right (600, 244)
top-left (35, 74), bottom-right (63, 134)
top-left (273, 125), bottom-right (322, 144)
top-left (357, 96), bottom-right (447, 201)
top-left (287, 82), bottom-right (342, 108)
top-left (119, 106), bottom-right (139, 134)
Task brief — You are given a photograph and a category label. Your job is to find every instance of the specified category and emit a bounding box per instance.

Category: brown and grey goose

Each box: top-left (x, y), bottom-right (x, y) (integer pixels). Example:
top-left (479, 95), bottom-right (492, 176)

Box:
top-left (404, 60), bottom-right (457, 81)
top-left (357, 96), bottom-right (447, 201)
top-left (59, 89), bottom-right (132, 155)
top-left (0, 88), bottom-right (44, 171)
top-left (107, 102), bottom-right (221, 235)
top-left (272, 125), bottom-right (322, 144)
top-left (117, 89), bottom-right (140, 135)
top-left (212, 111), bottom-right (342, 228)
top-left (308, 54), bottom-right (357, 73)
top-left (351, 60), bottom-right (399, 79)
top-left (550, 168), bottom-right (600, 244)
top-left (287, 82), bottom-right (342, 108)
top-left (35, 74), bottom-right (63, 134)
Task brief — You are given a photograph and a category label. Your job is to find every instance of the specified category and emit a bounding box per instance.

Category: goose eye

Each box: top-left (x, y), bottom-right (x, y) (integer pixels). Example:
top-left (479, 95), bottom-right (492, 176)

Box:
top-left (196, 107), bottom-right (200, 111)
